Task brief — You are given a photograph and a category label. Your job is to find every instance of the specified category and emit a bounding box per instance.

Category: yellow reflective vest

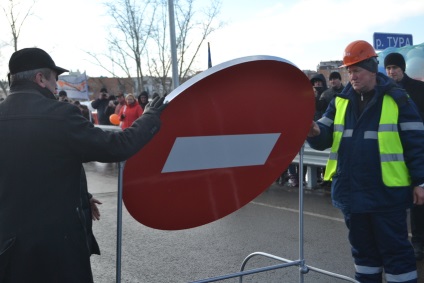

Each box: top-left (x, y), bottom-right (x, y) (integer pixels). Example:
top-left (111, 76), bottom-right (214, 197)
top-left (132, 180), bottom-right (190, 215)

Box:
top-left (324, 95), bottom-right (411, 187)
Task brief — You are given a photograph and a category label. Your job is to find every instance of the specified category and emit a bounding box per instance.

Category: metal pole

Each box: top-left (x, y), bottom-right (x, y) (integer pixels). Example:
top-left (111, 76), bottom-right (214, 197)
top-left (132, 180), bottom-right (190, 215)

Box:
top-left (168, 0), bottom-right (180, 90)
top-left (190, 144), bottom-right (359, 283)
top-left (116, 161), bottom-right (125, 283)
top-left (298, 145), bottom-right (306, 282)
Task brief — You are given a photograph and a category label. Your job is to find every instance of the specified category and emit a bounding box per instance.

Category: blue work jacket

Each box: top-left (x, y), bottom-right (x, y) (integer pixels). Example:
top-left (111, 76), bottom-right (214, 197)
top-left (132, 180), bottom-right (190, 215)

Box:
top-left (307, 73), bottom-right (424, 213)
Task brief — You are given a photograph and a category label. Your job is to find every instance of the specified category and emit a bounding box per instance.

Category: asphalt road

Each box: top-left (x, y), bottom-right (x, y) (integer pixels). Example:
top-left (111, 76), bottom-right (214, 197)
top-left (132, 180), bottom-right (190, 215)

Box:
top-left (84, 162), bottom-right (424, 283)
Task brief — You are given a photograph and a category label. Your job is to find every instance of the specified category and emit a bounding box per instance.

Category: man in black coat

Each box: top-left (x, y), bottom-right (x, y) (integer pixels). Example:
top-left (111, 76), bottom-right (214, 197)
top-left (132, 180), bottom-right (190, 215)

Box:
top-left (91, 87), bottom-right (113, 125)
top-left (310, 73), bottom-right (329, 122)
top-left (0, 47), bottom-right (166, 282)
top-left (385, 52), bottom-right (424, 118)
top-left (320, 71), bottom-right (345, 105)
top-left (385, 52), bottom-right (424, 261)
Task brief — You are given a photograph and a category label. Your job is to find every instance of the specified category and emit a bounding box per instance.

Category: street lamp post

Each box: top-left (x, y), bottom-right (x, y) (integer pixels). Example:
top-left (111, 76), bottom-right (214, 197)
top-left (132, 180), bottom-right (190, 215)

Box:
top-left (168, 0), bottom-right (180, 90)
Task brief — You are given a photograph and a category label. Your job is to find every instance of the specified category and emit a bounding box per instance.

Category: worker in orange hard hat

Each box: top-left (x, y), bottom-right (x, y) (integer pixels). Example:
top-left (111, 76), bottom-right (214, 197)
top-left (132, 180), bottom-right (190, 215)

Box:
top-left (341, 40), bottom-right (378, 68)
top-left (307, 40), bottom-right (424, 283)
top-left (340, 40), bottom-right (379, 95)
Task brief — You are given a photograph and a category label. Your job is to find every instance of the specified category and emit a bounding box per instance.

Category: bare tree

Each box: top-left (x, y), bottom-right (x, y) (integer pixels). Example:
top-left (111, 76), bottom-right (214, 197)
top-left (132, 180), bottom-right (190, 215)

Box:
top-left (86, 0), bottom-right (158, 93)
top-left (0, 48), bottom-right (8, 97)
top-left (0, 0), bottom-right (36, 96)
top-left (1, 0), bottom-right (35, 51)
top-left (176, 0), bottom-right (222, 79)
top-left (88, 0), bottom-right (223, 96)
top-left (146, 0), bottom-right (223, 94)
top-left (145, 1), bottom-right (172, 94)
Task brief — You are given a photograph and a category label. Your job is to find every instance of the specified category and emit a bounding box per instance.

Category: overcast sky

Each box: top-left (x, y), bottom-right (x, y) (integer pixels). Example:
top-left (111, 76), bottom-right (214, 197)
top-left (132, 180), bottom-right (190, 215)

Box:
top-left (1, 0), bottom-right (424, 79)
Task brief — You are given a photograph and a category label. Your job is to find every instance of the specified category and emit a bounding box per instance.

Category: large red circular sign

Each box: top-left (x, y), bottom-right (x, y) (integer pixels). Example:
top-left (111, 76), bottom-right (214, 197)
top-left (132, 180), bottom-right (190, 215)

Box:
top-left (123, 56), bottom-right (314, 230)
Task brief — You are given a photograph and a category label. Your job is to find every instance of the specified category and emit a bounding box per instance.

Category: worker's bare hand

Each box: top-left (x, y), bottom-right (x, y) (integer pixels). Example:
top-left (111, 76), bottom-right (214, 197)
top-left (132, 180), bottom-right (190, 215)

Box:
top-left (308, 121), bottom-right (320, 137)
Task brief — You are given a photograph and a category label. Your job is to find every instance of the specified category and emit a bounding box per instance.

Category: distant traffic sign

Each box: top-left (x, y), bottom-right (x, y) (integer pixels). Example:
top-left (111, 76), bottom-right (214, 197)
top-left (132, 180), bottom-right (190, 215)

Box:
top-left (373, 32), bottom-right (413, 50)
top-left (123, 56), bottom-right (315, 230)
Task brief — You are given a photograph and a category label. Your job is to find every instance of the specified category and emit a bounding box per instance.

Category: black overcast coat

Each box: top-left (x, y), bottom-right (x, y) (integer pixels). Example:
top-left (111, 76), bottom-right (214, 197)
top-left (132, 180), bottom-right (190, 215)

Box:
top-left (0, 81), bottom-right (161, 282)
top-left (399, 73), bottom-right (424, 120)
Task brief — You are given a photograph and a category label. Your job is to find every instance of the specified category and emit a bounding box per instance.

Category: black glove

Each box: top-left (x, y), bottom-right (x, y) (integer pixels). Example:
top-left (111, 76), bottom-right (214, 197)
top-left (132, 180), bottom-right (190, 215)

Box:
top-left (143, 96), bottom-right (167, 116)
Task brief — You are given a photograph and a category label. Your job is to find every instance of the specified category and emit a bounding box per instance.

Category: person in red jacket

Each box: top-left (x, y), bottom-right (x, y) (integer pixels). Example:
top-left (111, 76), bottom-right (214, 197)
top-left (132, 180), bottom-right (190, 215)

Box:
top-left (119, 93), bottom-right (143, 129)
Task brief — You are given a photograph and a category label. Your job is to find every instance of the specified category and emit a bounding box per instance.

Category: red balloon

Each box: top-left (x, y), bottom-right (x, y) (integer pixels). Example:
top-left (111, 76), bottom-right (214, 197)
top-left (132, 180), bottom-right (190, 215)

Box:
top-left (109, 114), bottom-right (120, 125)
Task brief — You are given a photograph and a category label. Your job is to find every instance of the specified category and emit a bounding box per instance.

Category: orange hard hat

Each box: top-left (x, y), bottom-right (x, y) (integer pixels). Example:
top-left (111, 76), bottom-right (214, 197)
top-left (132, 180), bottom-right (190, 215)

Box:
top-left (341, 40), bottom-right (377, 68)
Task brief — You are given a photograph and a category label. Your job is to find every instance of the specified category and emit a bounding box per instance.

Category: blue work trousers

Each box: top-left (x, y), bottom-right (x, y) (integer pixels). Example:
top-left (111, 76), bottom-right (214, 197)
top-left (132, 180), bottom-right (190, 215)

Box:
top-left (343, 210), bottom-right (417, 283)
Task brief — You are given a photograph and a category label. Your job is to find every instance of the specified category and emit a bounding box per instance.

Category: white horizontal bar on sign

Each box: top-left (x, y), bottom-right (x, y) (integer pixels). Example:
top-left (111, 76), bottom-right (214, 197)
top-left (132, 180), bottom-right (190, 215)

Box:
top-left (162, 133), bottom-right (281, 173)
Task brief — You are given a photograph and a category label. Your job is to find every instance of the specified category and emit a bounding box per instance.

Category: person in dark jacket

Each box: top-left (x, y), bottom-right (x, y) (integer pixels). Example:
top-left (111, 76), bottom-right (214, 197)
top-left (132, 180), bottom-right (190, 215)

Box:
top-left (287, 74), bottom-right (328, 187)
top-left (91, 87), bottom-right (112, 125)
top-left (74, 100), bottom-right (91, 121)
top-left (385, 52), bottom-right (424, 119)
top-left (385, 52), bottom-right (424, 261)
top-left (137, 91), bottom-right (149, 110)
top-left (308, 40), bottom-right (424, 283)
top-left (104, 94), bottom-right (117, 121)
top-left (58, 90), bottom-right (71, 102)
top-left (311, 73), bottom-right (329, 121)
top-left (0, 47), bottom-right (166, 283)
top-left (320, 71), bottom-right (345, 105)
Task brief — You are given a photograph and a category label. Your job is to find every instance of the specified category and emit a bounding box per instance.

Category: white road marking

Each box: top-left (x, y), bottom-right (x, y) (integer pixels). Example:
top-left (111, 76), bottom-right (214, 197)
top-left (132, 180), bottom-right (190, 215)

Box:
top-left (252, 201), bottom-right (414, 237)
top-left (251, 201), bottom-right (345, 222)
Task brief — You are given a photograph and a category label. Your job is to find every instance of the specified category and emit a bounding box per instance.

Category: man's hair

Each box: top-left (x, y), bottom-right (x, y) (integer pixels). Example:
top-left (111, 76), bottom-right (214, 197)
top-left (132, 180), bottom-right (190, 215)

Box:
top-left (329, 71), bottom-right (342, 80)
top-left (9, 68), bottom-right (53, 85)
top-left (384, 52), bottom-right (406, 72)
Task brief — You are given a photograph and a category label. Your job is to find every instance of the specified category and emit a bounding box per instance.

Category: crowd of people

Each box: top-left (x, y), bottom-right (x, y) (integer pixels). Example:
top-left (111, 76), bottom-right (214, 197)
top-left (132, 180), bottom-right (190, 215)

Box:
top-left (46, 87), bottom-right (156, 129)
top-left (90, 87), bottom-right (160, 129)
top-left (55, 86), bottom-right (159, 130)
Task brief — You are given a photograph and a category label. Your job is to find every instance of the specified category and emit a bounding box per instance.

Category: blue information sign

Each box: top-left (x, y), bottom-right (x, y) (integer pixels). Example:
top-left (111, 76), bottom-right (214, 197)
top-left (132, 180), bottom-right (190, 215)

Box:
top-left (373, 32), bottom-right (413, 50)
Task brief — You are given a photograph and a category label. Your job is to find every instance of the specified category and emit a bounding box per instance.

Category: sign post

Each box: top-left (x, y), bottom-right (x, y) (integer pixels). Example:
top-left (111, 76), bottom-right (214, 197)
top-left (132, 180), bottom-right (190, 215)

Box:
top-left (373, 32), bottom-right (413, 50)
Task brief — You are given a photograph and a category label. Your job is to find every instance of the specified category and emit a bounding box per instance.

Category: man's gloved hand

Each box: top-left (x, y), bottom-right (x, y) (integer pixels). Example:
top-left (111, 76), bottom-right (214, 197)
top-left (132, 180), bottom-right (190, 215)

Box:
top-left (143, 96), bottom-right (167, 117)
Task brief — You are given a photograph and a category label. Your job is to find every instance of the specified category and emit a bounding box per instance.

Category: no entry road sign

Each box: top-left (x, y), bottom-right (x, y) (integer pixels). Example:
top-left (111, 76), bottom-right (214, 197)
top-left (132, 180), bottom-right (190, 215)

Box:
top-left (123, 56), bottom-right (315, 230)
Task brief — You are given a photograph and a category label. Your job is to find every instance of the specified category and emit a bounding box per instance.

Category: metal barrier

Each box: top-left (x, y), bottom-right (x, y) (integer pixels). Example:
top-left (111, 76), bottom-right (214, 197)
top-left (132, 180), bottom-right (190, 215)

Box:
top-left (292, 143), bottom-right (331, 189)
top-left (95, 124), bottom-right (122, 132)
top-left (190, 145), bottom-right (358, 283)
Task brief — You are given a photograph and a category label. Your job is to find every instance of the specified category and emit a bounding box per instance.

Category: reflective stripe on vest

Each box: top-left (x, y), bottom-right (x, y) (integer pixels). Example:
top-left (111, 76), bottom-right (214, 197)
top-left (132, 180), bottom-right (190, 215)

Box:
top-left (324, 95), bottom-right (411, 187)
